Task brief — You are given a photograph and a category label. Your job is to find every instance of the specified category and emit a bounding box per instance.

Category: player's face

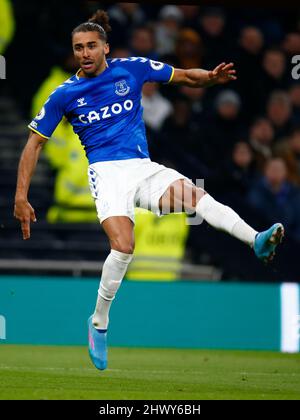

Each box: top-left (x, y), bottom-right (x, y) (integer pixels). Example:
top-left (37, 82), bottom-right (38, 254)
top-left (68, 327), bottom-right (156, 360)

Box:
top-left (72, 31), bottom-right (109, 77)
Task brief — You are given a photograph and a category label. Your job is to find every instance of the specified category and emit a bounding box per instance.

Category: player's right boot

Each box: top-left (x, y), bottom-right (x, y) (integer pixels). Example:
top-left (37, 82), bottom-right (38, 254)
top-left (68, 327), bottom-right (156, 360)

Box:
top-left (253, 223), bottom-right (284, 263)
top-left (88, 315), bottom-right (107, 370)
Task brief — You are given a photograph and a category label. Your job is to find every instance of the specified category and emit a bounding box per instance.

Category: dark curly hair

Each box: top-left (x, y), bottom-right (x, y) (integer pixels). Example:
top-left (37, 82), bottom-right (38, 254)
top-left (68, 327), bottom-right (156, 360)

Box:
top-left (72, 9), bottom-right (112, 41)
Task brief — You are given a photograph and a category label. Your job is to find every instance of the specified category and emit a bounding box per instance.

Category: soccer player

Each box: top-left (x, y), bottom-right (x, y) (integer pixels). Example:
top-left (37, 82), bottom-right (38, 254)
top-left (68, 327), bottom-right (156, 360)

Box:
top-left (14, 10), bottom-right (284, 371)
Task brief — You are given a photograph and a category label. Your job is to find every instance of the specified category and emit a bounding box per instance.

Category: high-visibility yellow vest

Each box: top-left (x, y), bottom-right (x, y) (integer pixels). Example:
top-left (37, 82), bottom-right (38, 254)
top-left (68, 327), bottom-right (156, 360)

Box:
top-left (126, 209), bottom-right (189, 281)
top-left (0, 0), bottom-right (15, 54)
top-left (31, 67), bottom-right (97, 223)
top-left (31, 67), bottom-right (75, 170)
top-left (46, 132), bottom-right (97, 223)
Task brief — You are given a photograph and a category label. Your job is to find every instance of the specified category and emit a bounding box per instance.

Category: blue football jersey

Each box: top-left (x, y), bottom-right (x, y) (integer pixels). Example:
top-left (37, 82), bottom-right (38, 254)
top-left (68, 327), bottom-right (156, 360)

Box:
top-left (29, 57), bottom-right (174, 164)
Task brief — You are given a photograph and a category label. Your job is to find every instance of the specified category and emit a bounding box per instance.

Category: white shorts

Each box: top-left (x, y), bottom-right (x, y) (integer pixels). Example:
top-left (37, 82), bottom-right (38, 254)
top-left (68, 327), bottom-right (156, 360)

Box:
top-left (88, 158), bottom-right (189, 223)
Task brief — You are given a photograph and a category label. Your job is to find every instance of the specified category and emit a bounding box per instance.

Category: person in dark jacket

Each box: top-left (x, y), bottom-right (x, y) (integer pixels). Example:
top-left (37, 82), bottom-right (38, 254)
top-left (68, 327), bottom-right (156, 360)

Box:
top-left (247, 157), bottom-right (300, 241)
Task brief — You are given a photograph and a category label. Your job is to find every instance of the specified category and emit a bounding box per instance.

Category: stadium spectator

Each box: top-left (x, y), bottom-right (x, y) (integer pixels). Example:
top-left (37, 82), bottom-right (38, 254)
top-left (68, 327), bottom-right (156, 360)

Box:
top-left (248, 117), bottom-right (274, 172)
top-left (288, 83), bottom-right (300, 124)
top-left (158, 94), bottom-right (194, 166)
top-left (154, 5), bottom-right (183, 58)
top-left (258, 47), bottom-right (289, 108)
top-left (199, 89), bottom-right (245, 169)
top-left (178, 85), bottom-right (207, 130)
top-left (247, 158), bottom-right (300, 241)
top-left (141, 82), bottom-right (173, 132)
top-left (266, 90), bottom-right (293, 140)
top-left (173, 28), bottom-right (203, 70)
top-left (235, 26), bottom-right (265, 117)
top-left (158, 94), bottom-right (209, 180)
top-left (107, 2), bottom-right (145, 48)
top-left (281, 32), bottom-right (300, 60)
top-left (129, 25), bottom-right (159, 60)
top-left (198, 7), bottom-right (234, 69)
top-left (238, 26), bottom-right (264, 57)
top-left (207, 141), bottom-right (257, 206)
top-left (109, 46), bottom-right (130, 59)
top-left (288, 126), bottom-right (300, 176)
top-left (177, 5), bottom-right (200, 30)
top-left (273, 126), bottom-right (300, 186)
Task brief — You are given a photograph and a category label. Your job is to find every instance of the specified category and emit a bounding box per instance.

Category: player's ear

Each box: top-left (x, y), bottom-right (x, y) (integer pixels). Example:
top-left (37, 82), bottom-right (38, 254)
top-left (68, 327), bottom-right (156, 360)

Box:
top-left (104, 43), bottom-right (110, 55)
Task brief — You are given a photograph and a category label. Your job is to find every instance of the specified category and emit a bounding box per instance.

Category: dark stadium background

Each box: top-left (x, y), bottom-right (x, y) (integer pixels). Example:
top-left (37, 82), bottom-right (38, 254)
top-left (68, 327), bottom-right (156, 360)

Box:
top-left (0, 1), bottom-right (300, 401)
top-left (1, 0), bottom-right (300, 282)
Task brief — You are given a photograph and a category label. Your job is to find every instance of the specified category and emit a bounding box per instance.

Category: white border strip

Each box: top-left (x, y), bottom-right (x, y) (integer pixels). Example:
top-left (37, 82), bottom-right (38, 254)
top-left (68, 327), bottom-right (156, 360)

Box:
top-left (281, 283), bottom-right (300, 353)
top-left (0, 315), bottom-right (6, 340)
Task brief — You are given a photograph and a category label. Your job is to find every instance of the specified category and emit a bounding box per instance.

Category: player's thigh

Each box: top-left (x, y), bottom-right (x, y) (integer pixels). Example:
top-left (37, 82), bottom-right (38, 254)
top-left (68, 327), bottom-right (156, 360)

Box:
top-left (159, 179), bottom-right (205, 213)
top-left (136, 166), bottom-right (190, 216)
top-left (102, 216), bottom-right (135, 254)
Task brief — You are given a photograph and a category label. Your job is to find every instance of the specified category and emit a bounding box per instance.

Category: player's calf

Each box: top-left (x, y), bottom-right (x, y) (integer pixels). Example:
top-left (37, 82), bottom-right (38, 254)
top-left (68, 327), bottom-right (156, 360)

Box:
top-left (92, 250), bottom-right (133, 329)
top-left (88, 249), bottom-right (133, 370)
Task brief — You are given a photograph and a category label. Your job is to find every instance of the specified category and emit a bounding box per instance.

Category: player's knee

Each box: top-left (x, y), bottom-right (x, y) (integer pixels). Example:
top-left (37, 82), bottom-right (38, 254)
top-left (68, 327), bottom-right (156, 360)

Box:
top-left (185, 187), bottom-right (206, 211)
top-left (192, 188), bottom-right (206, 208)
top-left (116, 244), bottom-right (135, 255)
top-left (111, 238), bottom-right (135, 255)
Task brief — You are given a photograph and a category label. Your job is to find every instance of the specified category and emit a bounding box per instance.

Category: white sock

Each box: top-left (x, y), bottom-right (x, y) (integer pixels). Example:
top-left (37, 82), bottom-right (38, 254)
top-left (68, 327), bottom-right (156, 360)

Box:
top-left (195, 194), bottom-right (257, 246)
top-left (92, 250), bottom-right (133, 330)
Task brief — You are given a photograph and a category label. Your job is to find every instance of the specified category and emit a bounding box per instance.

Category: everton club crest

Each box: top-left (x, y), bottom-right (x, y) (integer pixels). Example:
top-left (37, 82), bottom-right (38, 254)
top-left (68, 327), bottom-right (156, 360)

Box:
top-left (115, 80), bottom-right (130, 96)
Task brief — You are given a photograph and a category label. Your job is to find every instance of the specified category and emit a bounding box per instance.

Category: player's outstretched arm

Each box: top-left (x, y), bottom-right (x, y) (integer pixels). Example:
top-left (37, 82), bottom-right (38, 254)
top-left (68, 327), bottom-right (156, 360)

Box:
top-left (170, 62), bottom-right (237, 88)
top-left (14, 130), bottom-right (46, 240)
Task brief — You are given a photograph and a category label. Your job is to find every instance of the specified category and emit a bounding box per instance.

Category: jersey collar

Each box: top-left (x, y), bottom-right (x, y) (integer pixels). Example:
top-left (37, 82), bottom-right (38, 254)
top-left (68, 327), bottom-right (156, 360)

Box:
top-left (75, 61), bottom-right (109, 81)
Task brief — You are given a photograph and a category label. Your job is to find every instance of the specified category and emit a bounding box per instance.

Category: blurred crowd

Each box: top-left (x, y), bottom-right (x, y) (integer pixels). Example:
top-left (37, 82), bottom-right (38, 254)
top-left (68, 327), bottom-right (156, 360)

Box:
top-left (3, 1), bottom-right (300, 245)
top-left (105, 3), bottom-right (300, 243)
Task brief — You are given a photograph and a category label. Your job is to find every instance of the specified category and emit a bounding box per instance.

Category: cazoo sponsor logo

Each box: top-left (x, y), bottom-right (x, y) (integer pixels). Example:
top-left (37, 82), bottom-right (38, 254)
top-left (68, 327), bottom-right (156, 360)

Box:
top-left (78, 100), bottom-right (134, 124)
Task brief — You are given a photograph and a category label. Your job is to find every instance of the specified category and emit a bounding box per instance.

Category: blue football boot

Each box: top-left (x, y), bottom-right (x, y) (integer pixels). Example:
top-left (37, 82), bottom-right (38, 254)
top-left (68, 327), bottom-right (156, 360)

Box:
top-left (88, 315), bottom-right (107, 370)
top-left (254, 223), bottom-right (284, 263)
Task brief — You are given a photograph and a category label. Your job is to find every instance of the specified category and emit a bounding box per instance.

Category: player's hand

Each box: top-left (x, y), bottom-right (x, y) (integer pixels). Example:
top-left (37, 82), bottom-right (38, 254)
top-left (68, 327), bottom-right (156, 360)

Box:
top-left (14, 199), bottom-right (37, 240)
top-left (209, 62), bottom-right (237, 84)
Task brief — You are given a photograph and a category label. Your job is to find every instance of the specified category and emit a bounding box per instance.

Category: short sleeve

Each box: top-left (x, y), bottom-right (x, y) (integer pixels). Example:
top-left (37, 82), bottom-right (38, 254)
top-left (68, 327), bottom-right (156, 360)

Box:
top-left (28, 86), bottom-right (65, 139)
top-left (144, 59), bottom-right (174, 84)
top-left (113, 57), bottom-right (174, 86)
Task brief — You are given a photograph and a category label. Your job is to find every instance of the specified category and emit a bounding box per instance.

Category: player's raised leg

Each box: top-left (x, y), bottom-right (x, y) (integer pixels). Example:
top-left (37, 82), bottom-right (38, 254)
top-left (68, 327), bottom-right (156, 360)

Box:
top-left (159, 179), bottom-right (284, 262)
top-left (88, 216), bottom-right (134, 370)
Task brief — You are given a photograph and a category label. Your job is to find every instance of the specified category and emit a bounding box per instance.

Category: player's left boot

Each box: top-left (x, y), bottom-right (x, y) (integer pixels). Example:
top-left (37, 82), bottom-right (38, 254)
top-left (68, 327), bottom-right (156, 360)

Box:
top-left (253, 223), bottom-right (284, 263)
top-left (88, 315), bottom-right (107, 370)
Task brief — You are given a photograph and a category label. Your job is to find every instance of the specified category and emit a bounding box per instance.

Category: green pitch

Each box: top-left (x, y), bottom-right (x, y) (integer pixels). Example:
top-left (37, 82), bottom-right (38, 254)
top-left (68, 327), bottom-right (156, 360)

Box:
top-left (0, 345), bottom-right (299, 400)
